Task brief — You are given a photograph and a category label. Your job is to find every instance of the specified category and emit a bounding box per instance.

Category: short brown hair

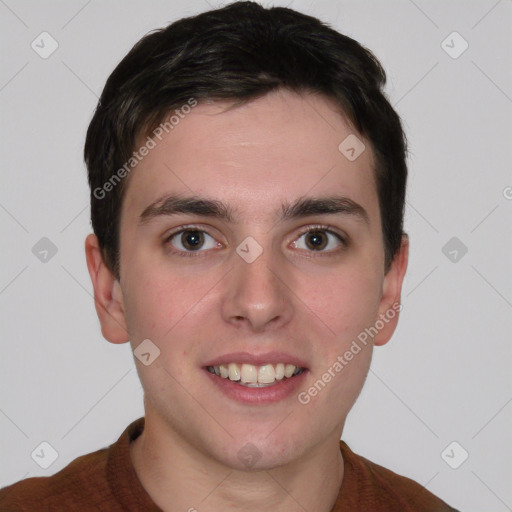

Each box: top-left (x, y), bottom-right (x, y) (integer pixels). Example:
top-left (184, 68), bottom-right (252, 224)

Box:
top-left (85, 1), bottom-right (407, 278)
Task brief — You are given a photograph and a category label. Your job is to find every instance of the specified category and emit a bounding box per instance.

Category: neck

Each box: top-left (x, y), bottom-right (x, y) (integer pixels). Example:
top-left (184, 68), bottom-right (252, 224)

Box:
top-left (130, 415), bottom-right (344, 512)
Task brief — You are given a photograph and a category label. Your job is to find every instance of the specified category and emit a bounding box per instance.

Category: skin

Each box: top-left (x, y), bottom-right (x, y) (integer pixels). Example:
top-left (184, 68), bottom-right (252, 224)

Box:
top-left (85, 89), bottom-right (408, 512)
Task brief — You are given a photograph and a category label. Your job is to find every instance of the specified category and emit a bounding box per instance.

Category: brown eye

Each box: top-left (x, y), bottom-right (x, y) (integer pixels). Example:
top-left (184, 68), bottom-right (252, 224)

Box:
top-left (305, 231), bottom-right (328, 250)
top-left (292, 229), bottom-right (344, 252)
top-left (181, 230), bottom-right (204, 250)
top-left (169, 229), bottom-right (218, 252)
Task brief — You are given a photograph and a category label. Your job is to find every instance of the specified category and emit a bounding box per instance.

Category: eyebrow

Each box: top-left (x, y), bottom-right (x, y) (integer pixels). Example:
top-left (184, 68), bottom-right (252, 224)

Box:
top-left (139, 194), bottom-right (369, 226)
top-left (281, 196), bottom-right (369, 225)
top-left (140, 195), bottom-right (235, 224)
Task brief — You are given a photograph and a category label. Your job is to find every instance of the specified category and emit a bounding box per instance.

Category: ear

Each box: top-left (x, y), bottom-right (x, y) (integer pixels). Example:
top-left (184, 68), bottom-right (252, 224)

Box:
top-left (85, 233), bottom-right (130, 344)
top-left (373, 235), bottom-right (409, 347)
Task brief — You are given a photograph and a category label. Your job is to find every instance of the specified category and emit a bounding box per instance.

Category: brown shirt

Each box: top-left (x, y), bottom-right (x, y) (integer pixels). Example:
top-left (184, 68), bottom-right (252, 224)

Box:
top-left (0, 418), bottom-right (459, 511)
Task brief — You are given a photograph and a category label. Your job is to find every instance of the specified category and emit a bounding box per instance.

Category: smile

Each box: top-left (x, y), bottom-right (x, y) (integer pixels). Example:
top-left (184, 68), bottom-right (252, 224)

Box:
top-left (206, 363), bottom-right (305, 387)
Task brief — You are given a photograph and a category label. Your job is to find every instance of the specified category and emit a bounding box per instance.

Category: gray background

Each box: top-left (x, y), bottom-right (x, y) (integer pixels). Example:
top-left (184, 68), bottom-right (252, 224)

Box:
top-left (1, 0), bottom-right (511, 510)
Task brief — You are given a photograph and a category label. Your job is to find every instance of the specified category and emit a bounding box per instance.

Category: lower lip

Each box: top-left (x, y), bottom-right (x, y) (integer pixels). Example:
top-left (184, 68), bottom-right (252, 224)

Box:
top-left (204, 368), bottom-right (308, 405)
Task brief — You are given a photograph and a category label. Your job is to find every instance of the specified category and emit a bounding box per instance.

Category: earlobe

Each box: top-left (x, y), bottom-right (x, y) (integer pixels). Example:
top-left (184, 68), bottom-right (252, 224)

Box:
top-left (85, 234), bottom-right (130, 344)
top-left (373, 235), bottom-right (409, 347)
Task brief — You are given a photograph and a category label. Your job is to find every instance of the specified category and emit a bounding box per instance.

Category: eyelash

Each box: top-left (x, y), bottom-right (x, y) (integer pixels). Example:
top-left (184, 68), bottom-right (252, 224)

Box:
top-left (163, 224), bottom-right (347, 258)
top-left (291, 224), bottom-right (347, 257)
top-left (164, 224), bottom-right (218, 258)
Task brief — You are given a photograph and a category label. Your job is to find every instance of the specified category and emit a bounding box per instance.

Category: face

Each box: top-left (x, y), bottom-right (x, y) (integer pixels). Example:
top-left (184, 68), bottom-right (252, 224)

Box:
top-left (88, 89), bottom-right (407, 471)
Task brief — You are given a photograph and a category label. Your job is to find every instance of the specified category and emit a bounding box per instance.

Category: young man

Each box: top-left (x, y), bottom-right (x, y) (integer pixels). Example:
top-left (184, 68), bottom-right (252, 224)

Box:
top-left (0, 2), bottom-right (459, 510)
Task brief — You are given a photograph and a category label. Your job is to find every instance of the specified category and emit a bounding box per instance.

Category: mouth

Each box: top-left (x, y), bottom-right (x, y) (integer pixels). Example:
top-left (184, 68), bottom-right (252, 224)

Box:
top-left (206, 362), bottom-right (306, 388)
top-left (203, 352), bottom-right (309, 404)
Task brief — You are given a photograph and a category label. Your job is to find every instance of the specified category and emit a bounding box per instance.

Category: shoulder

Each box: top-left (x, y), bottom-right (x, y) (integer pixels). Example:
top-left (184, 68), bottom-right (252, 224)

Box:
top-left (339, 441), bottom-right (460, 511)
top-left (0, 447), bottom-right (111, 511)
top-left (0, 418), bottom-right (149, 512)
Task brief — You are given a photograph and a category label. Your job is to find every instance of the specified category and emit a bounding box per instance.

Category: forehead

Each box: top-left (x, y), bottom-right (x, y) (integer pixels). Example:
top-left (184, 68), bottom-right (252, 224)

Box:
top-left (121, 90), bottom-right (379, 225)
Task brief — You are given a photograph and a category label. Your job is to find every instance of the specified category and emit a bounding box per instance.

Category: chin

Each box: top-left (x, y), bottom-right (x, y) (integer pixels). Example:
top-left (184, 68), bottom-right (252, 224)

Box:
top-left (206, 425), bottom-right (313, 472)
top-left (214, 439), bottom-right (301, 472)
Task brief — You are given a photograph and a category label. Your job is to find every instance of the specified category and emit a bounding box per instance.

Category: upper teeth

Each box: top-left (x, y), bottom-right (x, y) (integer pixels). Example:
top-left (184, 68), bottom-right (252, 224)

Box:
top-left (208, 363), bottom-right (303, 386)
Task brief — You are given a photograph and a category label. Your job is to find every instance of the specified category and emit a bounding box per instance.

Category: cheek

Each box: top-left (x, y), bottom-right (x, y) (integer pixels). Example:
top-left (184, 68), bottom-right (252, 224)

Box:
top-left (326, 346), bottom-right (373, 419)
top-left (121, 259), bottom-right (221, 349)
top-left (295, 264), bottom-right (382, 344)
top-left (121, 268), bottom-right (181, 342)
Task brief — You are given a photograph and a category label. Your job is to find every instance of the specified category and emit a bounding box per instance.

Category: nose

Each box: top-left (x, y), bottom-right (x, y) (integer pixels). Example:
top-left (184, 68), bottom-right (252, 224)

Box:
top-left (221, 247), bottom-right (294, 332)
